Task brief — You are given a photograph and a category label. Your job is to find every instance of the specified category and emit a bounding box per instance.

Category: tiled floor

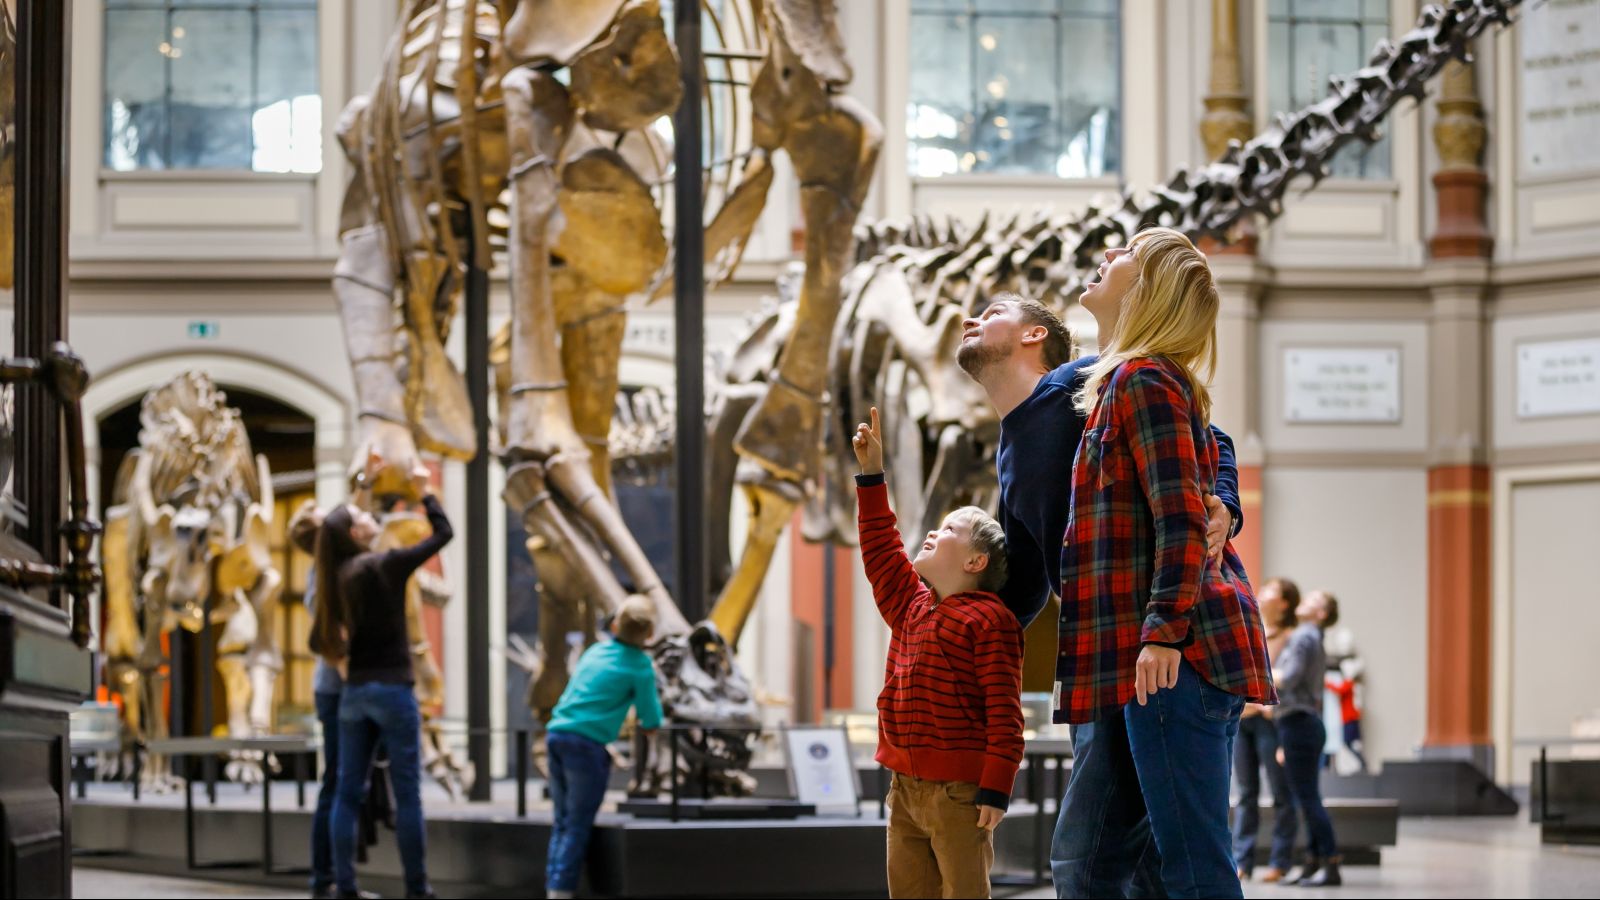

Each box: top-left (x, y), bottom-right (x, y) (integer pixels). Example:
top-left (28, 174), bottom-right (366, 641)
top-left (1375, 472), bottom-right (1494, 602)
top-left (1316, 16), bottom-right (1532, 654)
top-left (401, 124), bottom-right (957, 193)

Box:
top-left (73, 815), bottom-right (1600, 898)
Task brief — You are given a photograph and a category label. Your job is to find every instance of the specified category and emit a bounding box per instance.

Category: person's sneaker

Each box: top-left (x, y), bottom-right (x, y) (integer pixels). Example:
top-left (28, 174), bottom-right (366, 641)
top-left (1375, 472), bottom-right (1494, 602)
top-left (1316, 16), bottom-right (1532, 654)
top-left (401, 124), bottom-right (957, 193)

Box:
top-left (1259, 867), bottom-right (1287, 883)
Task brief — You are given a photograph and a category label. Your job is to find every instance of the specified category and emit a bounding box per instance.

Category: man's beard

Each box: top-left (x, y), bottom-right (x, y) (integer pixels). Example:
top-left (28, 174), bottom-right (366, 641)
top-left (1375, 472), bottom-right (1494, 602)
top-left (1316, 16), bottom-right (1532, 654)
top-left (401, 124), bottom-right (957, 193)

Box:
top-left (957, 338), bottom-right (1010, 381)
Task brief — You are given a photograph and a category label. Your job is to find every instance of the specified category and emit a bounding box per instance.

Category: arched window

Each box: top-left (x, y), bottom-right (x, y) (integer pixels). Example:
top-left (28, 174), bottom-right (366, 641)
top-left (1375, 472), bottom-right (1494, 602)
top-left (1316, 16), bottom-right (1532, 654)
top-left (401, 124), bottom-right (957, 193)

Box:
top-left (103, 0), bottom-right (321, 172)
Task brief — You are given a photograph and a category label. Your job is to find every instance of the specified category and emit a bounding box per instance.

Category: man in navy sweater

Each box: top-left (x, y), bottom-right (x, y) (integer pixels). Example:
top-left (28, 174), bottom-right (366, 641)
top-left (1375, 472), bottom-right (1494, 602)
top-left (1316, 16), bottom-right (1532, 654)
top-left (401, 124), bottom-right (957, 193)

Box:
top-left (957, 293), bottom-right (1243, 899)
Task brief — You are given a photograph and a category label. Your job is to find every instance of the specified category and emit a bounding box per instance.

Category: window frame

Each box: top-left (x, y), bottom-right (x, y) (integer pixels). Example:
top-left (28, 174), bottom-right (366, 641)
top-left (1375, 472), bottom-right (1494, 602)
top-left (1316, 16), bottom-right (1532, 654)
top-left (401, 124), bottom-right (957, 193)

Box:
top-left (100, 0), bottom-right (323, 176)
top-left (1264, 0), bottom-right (1393, 182)
top-left (905, 0), bottom-right (1125, 183)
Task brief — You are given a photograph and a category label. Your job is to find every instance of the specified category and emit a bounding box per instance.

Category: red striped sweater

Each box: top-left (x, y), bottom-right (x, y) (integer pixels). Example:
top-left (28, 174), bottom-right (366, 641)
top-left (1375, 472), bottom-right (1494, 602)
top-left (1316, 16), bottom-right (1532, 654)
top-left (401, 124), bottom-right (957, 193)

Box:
top-left (857, 476), bottom-right (1026, 809)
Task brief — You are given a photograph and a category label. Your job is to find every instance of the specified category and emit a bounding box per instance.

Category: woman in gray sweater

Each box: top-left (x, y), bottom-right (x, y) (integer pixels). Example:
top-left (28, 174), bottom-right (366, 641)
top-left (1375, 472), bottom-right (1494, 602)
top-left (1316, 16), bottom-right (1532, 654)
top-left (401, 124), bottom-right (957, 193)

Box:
top-left (1274, 590), bottom-right (1341, 887)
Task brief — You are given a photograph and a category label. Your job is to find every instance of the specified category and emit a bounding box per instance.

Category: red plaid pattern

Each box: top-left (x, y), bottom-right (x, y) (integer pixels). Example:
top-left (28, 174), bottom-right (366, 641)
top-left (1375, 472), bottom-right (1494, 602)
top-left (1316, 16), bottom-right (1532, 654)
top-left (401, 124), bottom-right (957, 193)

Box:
top-left (1056, 358), bottom-right (1275, 724)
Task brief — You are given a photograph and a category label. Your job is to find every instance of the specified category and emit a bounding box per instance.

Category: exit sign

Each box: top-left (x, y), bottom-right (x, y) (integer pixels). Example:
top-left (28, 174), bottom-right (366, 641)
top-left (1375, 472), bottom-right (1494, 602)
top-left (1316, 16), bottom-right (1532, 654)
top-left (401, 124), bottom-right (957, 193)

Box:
top-left (187, 321), bottom-right (220, 339)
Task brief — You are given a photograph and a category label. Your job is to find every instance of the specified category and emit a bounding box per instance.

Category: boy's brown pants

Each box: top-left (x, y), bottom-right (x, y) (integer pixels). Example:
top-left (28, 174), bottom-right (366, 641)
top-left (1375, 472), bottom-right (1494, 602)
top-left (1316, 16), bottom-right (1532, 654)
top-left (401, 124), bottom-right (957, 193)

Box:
top-left (886, 773), bottom-right (994, 899)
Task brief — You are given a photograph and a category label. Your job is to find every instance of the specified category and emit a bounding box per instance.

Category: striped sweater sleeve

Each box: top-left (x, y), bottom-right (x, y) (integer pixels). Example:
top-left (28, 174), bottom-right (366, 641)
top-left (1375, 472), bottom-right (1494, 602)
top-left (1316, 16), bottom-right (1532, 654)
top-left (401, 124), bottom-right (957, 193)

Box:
top-left (973, 607), bottom-right (1026, 810)
top-left (855, 475), bottom-right (927, 632)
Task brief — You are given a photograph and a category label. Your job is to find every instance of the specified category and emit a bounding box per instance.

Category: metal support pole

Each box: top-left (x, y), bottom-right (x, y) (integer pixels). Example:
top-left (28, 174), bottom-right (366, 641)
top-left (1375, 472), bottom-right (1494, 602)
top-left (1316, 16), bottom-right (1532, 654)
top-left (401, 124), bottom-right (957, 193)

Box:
top-left (670, 729), bottom-right (681, 823)
top-left (466, 255), bottom-right (493, 802)
top-left (516, 729), bottom-right (529, 818)
top-left (14, 0), bottom-right (72, 581)
top-left (822, 544), bottom-right (835, 709)
top-left (672, 0), bottom-right (707, 622)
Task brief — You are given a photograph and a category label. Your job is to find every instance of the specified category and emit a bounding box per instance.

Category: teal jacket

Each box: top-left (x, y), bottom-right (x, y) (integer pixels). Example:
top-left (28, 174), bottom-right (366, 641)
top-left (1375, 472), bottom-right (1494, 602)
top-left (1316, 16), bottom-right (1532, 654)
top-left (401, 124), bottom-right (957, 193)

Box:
top-left (547, 640), bottom-right (664, 746)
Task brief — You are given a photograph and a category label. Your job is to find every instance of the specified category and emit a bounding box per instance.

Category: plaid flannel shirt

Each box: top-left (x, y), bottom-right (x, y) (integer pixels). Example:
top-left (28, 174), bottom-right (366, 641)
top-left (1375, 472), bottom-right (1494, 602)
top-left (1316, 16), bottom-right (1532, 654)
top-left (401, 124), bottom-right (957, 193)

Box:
top-left (1055, 358), bottom-right (1276, 724)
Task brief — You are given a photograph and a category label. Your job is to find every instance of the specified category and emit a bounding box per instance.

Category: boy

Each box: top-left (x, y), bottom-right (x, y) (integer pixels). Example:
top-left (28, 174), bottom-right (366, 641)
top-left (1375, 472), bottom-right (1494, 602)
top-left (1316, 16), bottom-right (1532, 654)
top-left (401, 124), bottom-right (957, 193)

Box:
top-left (543, 597), bottom-right (664, 900)
top-left (853, 407), bottom-right (1025, 899)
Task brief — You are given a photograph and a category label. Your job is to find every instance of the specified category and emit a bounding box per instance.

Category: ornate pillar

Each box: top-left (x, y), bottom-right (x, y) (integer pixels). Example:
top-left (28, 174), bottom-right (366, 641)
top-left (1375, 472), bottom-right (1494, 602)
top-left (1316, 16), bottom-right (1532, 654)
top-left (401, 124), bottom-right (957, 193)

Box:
top-left (1423, 58), bottom-right (1494, 771)
top-left (1201, 0), bottom-right (1264, 576)
top-left (1430, 60), bottom-right (1493, 258)
top-left (1199, 0), bottom-right (1257, 255)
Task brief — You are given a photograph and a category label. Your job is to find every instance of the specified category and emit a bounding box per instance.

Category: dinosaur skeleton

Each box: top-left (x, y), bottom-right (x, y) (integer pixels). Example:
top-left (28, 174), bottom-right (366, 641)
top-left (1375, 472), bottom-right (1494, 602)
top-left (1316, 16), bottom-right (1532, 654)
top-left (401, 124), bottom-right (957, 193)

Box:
top-left (100, 372), bottom-right (281, 790)
top-left (335, 0), bottom-right (879, 794)
top-left (341, 0), bottom-right (1522, 794)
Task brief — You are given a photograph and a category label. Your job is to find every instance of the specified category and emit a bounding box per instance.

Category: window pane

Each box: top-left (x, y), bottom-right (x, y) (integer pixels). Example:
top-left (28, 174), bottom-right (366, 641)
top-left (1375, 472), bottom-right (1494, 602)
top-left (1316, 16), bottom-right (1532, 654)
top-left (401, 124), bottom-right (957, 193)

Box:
top-left (972, 14), bottom-right (1059, 174)
top-left (168, 9), bottom-right (253, 169)
top-left (104, 2), bottom-right (321, 172)
top-left (255, 9), bottom-right (322, 173)
top-left (1268, 2), bottom-right (1390, 180)
top-left (103, 8), bottom-right (169, 170)
top-left (1058, 13), bottom-right (1118, 178)
top-left (908, 13), bottom-right (972, 177)
top-left (912, 0), bottom-right (970, 10)
top-left (908, 3), bottom-right (1121, 178)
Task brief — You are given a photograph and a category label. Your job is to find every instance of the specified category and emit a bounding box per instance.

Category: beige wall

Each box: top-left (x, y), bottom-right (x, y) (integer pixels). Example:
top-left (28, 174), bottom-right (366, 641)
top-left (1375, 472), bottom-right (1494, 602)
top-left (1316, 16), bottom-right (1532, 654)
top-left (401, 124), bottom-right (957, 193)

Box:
top-left (1261, 467), bottom-right (1429, 767)
top-left (1502, 477), bottom-right (1600, 783)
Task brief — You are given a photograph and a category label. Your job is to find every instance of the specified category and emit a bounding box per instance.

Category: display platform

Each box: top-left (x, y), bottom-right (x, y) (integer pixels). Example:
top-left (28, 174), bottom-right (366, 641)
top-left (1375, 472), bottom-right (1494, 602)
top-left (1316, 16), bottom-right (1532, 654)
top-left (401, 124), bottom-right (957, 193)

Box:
top-left (72, 773), bottom-right (1399, 897)
top-left (1323, 759), bottom-right (1520, 816)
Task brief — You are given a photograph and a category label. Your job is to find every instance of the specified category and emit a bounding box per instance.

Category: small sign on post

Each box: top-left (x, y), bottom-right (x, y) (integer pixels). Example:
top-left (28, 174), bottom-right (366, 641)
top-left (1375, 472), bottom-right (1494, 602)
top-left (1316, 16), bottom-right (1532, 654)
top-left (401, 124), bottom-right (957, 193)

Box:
top-left (781, 724), bottom-right (862, 817)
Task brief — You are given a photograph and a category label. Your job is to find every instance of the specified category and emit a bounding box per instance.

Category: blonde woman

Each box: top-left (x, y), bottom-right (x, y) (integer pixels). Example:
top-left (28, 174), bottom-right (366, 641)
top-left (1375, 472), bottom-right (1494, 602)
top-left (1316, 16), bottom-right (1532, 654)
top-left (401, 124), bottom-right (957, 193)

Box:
top-left (1058, 227), bottom-right (1276, 899)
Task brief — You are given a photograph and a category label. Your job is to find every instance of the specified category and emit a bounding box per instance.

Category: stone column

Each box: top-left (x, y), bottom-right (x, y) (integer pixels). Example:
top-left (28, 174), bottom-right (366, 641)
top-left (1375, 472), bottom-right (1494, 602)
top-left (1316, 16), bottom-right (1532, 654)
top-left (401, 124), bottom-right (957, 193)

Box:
top-left (1202, 0), bottom-right (1264, 575)
top-left (1423, 57), bottom-right (1495, 772)
top-left (1200, 0), bottom-right (1257, 256)
top-left (1430, 60), bottom-right (1493, 258)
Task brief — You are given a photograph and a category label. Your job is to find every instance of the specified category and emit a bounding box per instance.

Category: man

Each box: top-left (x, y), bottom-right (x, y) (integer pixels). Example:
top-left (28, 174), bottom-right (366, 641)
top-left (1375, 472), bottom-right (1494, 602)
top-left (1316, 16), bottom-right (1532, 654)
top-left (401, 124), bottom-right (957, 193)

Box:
top-left (957, 293), bottom-right (1243, 899)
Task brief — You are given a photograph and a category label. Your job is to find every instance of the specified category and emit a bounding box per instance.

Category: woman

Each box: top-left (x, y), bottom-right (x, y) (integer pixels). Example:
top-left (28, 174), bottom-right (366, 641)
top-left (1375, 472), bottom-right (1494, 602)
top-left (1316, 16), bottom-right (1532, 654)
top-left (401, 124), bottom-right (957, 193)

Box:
top-left (1232, 577), bottom-right (1301, 883)
top-left (289, 501), bottom-right (348, 900)
top-left (313, 465), bottom-right (451, 900)
top-left (1275, 589), bottom-right (1342, 886)
top-left (1061, 226), bottom-right (1276, 898)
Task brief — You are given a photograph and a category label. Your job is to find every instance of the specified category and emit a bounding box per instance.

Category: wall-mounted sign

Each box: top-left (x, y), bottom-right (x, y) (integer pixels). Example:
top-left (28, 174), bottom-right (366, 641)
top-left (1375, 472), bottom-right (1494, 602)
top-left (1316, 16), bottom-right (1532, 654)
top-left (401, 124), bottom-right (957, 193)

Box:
top-left (1284, 347), bottom-right (1401, 424)
top-left (187, 321), bottom-right (220, 340)
top-left (1517, 336), bottom-right (1600, 418)
top-left (1520, 0), bottom-right (1600, 176)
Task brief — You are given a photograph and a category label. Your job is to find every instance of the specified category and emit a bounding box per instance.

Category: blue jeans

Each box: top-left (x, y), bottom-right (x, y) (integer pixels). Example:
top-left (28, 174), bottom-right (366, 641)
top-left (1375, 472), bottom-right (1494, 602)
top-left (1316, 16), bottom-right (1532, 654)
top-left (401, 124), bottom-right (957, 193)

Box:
top-left (332, 682), bottom-right (429, 896)
top-left (311, 691), bottom-right (342, 892)
top-left (1277, 712), bottom-right (1337, 858)
top-left (1231, 713), bottom-right (1296, 873)
top-left (1051, 712), bottom-right (1167, 898)
top-left (1122, 660), bottom-right (1245, 899)
top-left (545, 730), bottom-right (613, 894)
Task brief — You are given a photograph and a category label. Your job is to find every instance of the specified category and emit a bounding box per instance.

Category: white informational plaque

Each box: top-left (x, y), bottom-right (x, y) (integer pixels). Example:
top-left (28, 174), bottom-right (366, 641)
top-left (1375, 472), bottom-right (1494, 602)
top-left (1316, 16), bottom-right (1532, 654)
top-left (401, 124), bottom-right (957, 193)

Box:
top-left (1517, 337), bottom-right (1600, 419)
top-left (1284, 347), bottom-right (1401, 424)
top-left (782, 725), bottom-right (861, 816)
top-left (1520, 0), bottom-right (1600, 176)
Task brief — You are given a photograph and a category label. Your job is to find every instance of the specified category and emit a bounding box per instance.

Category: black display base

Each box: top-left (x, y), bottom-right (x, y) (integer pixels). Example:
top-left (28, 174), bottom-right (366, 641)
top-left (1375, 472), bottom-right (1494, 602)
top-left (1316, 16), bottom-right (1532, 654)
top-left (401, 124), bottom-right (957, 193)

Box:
top-left (617, 798), bottom-right (817, 819)
top-left (1322, 759), bottom-right (1519, 816)
top-left (1529, 759), bottom-right (1600, 845)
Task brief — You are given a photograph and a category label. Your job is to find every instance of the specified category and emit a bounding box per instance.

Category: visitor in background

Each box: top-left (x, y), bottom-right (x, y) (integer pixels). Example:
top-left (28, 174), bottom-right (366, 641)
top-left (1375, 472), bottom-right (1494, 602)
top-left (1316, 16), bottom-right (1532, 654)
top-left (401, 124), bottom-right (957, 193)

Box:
top-left (1233, 577), bottom-right (1302, 883)
top-left (291, 501), bottom-right (364, 900)
top-left (853, 406), bottom-right (1025, 899)
top-left (1323, 611), bottom-right (1369, 774)
top-left (543, 598), bottom-right (663, 900)
top-left (316, 464), bottom-right (451, 900)
top-left (1275, 590), bottom-right (1342, 887)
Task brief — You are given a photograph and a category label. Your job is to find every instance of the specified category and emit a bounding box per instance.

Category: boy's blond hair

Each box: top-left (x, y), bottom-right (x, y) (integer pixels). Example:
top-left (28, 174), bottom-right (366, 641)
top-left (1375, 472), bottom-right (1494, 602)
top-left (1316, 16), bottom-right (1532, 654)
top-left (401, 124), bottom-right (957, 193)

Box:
top-left (949, 506), bottom-right (1009, 594)
top-left (614, 596), bottom-right (657, 647)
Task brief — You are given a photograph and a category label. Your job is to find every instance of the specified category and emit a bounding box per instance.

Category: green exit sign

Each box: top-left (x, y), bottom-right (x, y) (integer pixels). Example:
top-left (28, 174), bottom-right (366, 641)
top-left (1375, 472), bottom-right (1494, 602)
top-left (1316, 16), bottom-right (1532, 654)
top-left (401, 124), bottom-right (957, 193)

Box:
top-left (187, 321), bottom-right (220, 339)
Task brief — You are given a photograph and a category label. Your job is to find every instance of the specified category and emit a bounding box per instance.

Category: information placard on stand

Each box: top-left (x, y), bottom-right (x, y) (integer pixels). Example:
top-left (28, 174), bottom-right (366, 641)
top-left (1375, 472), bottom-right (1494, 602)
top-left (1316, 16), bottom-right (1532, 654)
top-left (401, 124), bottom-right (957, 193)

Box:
top-left (781, 725), bottom-right (862, 817)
